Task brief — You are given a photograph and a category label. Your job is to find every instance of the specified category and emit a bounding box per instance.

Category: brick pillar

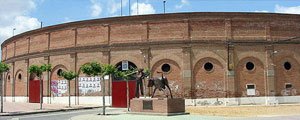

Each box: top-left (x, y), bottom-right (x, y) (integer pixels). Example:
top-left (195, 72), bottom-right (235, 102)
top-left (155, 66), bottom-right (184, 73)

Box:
top-left (225, 19), bottom-right (236, 97)
top-left (227, 45), bottom-right (236, 97)
top-left (25, 59), bottom-right (29, 102)
top-left (265, 45), bottom-right (275, 96)
top-left (182, 47), bottom-right (192, 98)
top-left (140, 48), bottom-right (151, 97)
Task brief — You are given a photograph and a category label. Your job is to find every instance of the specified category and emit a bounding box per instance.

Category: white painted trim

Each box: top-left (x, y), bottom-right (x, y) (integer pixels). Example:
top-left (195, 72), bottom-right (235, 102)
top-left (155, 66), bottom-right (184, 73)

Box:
top-left (185, 96), bottom-right (300, 106)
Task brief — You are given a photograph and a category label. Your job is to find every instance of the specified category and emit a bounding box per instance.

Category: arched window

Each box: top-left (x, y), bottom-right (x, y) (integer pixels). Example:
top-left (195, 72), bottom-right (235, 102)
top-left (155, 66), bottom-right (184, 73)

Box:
top-left (113, 61), bottom-right (137, 81)
top-left (57, 69), bottom-right (63, 76)
top-left (18, 73), bottom-right (22, 81)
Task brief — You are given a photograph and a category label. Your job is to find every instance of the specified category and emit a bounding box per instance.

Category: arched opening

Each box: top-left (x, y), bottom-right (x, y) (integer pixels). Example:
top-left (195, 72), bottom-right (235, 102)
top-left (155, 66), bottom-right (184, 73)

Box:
top-left (193, 57), bottom-right (225, 98)
top-left (29, 73), bottom-right (40, 103)
top-left (51, 65), bottom-right (68, 97)
top-left (235, 57), bottom-right (264, 97)
top-left (151, 59), bottom-right (182, 98)
top-left (112, 60), bottom-right (137, 108)
top-left (113, 61), bottom-right (137, 81)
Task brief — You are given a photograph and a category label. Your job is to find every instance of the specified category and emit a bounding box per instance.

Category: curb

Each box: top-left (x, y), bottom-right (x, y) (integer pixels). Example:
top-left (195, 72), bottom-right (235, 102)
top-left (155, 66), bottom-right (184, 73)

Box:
top-left (0, 106), bottom-right (101, 116)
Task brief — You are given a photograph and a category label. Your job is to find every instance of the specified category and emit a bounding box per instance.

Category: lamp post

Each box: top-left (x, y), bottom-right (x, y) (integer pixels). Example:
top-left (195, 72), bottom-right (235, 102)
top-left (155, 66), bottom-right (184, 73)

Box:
top-left (129, 0), bottom-right (131, 16)
top-left (12, 28), bottom-right (16, 36)
top-left (137, 0), bottom-right (139, 15)
top-left (163, 0), bottom-right (166, 14)
top-left (121, 0), bottom-right (123, 16)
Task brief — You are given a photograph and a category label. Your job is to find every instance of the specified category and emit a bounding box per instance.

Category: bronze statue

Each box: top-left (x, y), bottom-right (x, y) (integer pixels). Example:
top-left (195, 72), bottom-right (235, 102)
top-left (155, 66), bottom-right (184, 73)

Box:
top-left (147, 72), bottom-right (173, 98)
top-left (135, 68), bottom-right (145, 98)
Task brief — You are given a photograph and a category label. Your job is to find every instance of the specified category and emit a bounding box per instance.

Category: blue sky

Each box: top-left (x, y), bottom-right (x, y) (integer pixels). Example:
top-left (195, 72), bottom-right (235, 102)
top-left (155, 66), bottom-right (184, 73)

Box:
top-left (1, 0), bottom-right (300, 44)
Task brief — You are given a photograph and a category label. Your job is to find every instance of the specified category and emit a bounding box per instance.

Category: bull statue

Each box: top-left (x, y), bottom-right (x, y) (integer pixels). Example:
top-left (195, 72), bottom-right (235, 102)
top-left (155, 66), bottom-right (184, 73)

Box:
top-left (147, 72), bottom-right (173, 99)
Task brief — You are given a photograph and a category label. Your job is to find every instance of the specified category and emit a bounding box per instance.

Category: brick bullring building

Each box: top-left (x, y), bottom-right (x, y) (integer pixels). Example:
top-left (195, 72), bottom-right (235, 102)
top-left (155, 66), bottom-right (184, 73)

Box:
top-left (1, 12), bottom-right (300, 106)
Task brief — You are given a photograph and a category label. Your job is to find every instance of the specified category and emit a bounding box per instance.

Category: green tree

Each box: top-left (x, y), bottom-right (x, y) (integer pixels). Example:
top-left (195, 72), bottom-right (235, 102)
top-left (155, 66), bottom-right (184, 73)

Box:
top-left (60, 70), bottom-right (78, 107)
top-left (80, 62), bottom-right (118, 115)
top-left (0, 62), bottom-right (9, 113)
top-left (28, 64), bottom-right (52, 110)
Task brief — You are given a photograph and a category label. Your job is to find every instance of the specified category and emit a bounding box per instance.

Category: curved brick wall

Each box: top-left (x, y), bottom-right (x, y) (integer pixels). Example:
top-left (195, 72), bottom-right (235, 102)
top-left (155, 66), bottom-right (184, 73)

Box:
top-left (2, 12), bottom-right (300, 99)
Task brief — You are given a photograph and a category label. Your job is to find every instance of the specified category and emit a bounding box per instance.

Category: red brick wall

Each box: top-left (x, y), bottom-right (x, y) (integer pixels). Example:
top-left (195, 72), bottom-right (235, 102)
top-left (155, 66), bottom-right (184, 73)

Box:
top-left (6, 43), bottom-right (14, 59)
top-left (50, 29), bottom-right (75, 50)
top-left (149, 21), bottom-right (188, 41)
top-left (2, 46), bottom-right (6, 60)
top-left (2, 13), bottom-right (300, 99)
top-left (232, 21), bottom-right (267, 40)
top-left (190, 20), bottom-right (226, 40)
top-left (151, 59), bottom-right (183, 98)
top-left (30, 34), bottom-right (48, 53)
top-left (236, 57), bottom-right (265, 97)
top-left (110, 23), bottom-right (147, 44)
top-left (14, 70), bottom-right (26, 96)
top-left (15, 37), bottom-right (29, 56)
top-left (77, 25), bottom-right (108, 46)
top-left (193, 57), bottom-right (225, 98)
top-left (5, 73), bottom-right (12, 96)
top-left (271, 20), bottom-right (300, 41)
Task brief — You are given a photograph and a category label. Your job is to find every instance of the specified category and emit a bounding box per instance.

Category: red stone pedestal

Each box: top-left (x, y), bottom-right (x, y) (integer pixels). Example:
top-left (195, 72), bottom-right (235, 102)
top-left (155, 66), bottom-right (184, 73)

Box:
top-left (130, 98), bottom-right (187, 116)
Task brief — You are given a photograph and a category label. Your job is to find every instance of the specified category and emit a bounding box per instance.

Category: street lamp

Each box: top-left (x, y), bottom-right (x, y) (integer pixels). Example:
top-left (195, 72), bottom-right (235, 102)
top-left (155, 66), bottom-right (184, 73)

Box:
top-left (121, 0), bottom-right (123, 16)
top-left (129, 0), bottom-right (131, 16)
top-left (12, 28), bottom-right (16, 36)
top-left (163, 0), bottom-right (166, 14)
top-left (137, 0), bottom-right (139, 15)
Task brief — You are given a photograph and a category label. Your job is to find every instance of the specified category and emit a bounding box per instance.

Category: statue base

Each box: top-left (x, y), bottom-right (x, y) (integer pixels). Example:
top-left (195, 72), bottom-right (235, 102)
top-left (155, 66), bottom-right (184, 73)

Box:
top-left (129, 98), bottom-right (187, 116)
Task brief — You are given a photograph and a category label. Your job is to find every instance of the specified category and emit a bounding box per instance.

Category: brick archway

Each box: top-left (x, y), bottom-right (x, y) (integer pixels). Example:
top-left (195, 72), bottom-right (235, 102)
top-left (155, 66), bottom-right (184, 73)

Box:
top-left (14, 70), bottom-right (26, 96)
top-left (50, 65), bottom-right (69, 97)
top-left (151, 59), bottom-right (182, 98)
top-left (193, 57), bottom-right (225, 98)
top-left (275, 56), bottom-right (300, 96)
top-left (235, 57), bottom-right (265, 97)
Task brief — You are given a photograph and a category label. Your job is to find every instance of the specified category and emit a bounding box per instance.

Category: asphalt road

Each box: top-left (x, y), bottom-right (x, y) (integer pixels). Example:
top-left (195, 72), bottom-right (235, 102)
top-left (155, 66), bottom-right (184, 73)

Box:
top-left (1, 108), bottom-right (299, 120)
top-left (0, 108), bottom-right (126, 120)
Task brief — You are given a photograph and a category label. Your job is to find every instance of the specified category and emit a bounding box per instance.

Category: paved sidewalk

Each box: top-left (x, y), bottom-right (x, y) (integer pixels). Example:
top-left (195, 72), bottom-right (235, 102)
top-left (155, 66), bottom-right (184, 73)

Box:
top-left (70, 114), bottom-right (234, 120)
top-left (0, 102), bottom-right (99, 116)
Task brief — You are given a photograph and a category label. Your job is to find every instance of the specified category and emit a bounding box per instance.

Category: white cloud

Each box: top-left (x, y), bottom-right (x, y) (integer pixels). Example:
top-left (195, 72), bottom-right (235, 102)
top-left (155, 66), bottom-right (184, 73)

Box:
top-left (131, 2), bottom-right (155, 15)
top-left (90, 0), bottom-right (102, 17)
top-left (108, 0), bottom-right (128, 15)
top-left (254, 10), bottom-right (269, 13)
top-left (0, 0), bottom-right (40, 45)
top-left (275, 4), bottom-right (300, 14)
top-left (175, 0), bottom-right (189, 9)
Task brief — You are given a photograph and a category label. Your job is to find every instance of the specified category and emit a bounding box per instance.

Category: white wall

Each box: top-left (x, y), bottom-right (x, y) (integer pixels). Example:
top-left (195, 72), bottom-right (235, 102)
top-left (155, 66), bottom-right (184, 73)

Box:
top-left (185, 96), bottom-right (300, 106)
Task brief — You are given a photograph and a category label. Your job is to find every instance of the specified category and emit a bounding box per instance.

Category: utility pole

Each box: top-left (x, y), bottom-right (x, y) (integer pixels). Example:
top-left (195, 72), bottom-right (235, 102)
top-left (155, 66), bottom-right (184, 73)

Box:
top-left (163, 0), bottom-right (166, 14)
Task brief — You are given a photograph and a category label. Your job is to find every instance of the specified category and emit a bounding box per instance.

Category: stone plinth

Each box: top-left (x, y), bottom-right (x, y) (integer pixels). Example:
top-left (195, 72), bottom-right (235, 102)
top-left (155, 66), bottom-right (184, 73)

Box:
top-left (130, 98), bottom-right (186, 115)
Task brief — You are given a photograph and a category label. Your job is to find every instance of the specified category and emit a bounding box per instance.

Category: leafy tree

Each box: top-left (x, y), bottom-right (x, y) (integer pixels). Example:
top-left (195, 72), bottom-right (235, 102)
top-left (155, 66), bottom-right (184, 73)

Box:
top-left (80, 62), bottom-right (118, 115)
top-left (0, 62), bottom-right (9, 113)
top-left (60, 70), bottom-right (78, 107)
top-left (28, 64), bottom-right (52, 110)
